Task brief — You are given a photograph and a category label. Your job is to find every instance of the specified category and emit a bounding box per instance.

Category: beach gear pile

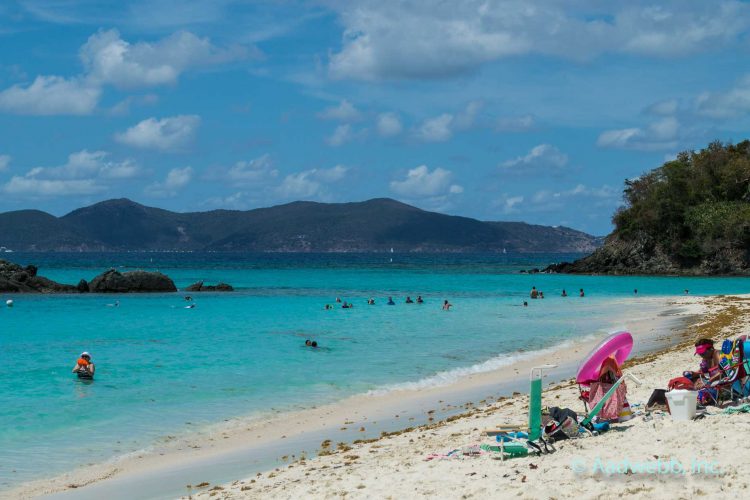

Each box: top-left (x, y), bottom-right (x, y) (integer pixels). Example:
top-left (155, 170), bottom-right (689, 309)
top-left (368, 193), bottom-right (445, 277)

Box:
top-left (664, 335), bottom-right (750, 408)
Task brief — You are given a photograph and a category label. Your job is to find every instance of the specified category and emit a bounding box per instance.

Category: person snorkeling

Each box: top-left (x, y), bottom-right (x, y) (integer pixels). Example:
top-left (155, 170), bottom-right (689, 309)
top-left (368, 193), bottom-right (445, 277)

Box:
top-left (72, 352), bottom-right (95, 379)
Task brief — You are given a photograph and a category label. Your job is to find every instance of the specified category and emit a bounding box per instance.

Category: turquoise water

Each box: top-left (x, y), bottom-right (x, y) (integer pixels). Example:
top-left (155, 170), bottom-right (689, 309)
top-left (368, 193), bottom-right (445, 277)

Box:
top-left (0, 252), bottom-right (748, 489)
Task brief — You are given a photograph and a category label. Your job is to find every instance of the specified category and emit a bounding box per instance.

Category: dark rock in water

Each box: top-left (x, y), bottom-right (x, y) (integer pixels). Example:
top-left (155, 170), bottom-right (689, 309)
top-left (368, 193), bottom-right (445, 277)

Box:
top-left (77, 279), bottom-right (89, 293)
top-left (184, 280), bottom-right (234, 292)
top-left (185, 280), bottom-right (204, 292)
top-left (0, 259), bottom-right (78, 292)
top-left (89, 269), bottom-right (177, 293)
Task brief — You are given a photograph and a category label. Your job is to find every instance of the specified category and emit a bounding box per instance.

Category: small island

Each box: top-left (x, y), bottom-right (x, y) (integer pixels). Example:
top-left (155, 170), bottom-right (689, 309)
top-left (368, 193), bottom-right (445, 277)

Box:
top-left (546, 140), bottom-right (750, 275)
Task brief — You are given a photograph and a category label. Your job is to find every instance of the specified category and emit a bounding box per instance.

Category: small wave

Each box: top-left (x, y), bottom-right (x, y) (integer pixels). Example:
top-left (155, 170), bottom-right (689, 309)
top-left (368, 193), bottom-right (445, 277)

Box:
top-left (366, 332), bottom-right (602, 396)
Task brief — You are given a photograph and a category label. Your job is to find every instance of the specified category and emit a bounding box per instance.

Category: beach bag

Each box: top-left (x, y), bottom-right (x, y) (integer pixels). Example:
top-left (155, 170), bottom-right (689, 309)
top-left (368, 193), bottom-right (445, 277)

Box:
top-left (668, 377), bottom-right (695, 391)
top-left (588, 382), bottom-right (627, 421)
top-left (542, 407), bottom-right (580, 441)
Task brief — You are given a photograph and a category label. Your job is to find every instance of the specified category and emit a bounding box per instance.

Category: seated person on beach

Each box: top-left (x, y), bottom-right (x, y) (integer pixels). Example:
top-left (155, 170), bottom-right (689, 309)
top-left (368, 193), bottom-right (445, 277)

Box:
top-left (387, 297), bottom-right (395, 305)
top-left (442, 300), bottom-right (452, 310)
top-left (72, 352), bottom-right (94, 377)
top-left (405, 296), bottom-right (414, 303)
top-left (686, 339), bottom-right (724, 388)
top-left (530, 286), bottom-right (538, 299)
top-left (416, 295), bottom-right (423, 304)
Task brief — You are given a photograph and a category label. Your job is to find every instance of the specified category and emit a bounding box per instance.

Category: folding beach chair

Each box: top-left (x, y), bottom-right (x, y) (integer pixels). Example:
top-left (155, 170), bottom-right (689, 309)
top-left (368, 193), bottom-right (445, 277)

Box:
top-left (704, 336), bottom-right (750, 406)
top-left (484, 365), bottom-right (556, 459)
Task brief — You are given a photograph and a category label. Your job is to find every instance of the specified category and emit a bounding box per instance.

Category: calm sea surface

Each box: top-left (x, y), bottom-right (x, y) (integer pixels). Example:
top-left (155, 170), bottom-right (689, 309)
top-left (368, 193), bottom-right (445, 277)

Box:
top-left (1, 252), bottom-right (748, 488)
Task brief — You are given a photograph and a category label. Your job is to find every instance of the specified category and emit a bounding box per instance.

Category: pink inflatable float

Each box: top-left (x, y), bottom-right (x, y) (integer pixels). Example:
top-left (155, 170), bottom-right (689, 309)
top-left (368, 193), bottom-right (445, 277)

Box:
top-left (576, 331), bottom-right (633, 383)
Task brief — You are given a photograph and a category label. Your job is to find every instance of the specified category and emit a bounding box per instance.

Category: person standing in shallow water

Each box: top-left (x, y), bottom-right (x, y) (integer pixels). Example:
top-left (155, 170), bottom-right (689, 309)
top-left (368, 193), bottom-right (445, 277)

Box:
top-left (442, 300), bottom-right (452, 310)
top-left (530, 286), bottom-right (538, 299)
top-left (579, 288), bottom-right (585, 297)
top-left (561, 289), bottom-right (567, 297)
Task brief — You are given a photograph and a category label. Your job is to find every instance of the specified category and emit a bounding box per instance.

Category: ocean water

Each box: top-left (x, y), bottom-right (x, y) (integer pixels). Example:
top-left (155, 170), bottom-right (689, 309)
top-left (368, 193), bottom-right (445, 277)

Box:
top-left (1, 252), bottom-right (748, 489)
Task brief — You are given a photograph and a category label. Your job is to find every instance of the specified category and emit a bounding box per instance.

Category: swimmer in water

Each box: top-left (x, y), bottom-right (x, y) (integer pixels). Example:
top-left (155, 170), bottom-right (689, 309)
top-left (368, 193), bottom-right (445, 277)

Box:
top-left (387, 297), bottom-right (395, 305)
top-left (405, 296), bottom-right (414, 304)
top-left (523, 301), bottom-right (528, 307)
top-left (442, 300), bottom-right (452, 310)
top-left (416, 295), bottom-right (423, 304)
top-left (305, 340), bottom-right (312, 346)
top-left (325, 304), bottom-right (332, 310)
top-left (335, 297), bottom-right (342, 303)
top-left (579, 288), bottom-right (585, 297)
top-left (311, 341), bottom-right (318, 348)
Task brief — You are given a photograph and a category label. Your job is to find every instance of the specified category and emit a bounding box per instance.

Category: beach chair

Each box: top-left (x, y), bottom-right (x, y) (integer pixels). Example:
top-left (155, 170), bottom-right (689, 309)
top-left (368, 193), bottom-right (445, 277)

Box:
top-left (580, 372), bottom-right (642, 428)
top-left (703, 336), bottom-right (750, 405)
top-left (484, 365), bottom-right (556, 459)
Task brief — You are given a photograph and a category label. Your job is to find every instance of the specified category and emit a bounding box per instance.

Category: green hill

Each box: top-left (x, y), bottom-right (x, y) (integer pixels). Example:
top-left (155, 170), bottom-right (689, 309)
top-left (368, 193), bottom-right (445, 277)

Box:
top-left (0, 198), bottom-right (600, 253)
top-left (547, 140), bottom-right (750, 275)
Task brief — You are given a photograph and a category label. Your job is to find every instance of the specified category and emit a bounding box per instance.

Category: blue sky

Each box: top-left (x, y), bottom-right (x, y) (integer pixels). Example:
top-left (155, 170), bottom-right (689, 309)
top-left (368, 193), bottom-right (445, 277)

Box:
top-left (1, 1), bottom-right (750, 235)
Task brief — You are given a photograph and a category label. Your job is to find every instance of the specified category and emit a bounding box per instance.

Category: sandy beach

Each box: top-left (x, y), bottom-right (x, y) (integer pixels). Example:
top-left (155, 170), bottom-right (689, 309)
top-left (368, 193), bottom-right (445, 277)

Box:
top-left (6, 294), bottom-right (738, 500)
top-left (182, 294), bottom-right (750, 500)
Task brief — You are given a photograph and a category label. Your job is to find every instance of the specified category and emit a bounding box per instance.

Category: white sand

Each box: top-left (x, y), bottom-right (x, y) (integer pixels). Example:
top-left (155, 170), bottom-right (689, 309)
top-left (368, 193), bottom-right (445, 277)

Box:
top-left (190, 295), bottom-right (750, 500)
top-left (5, 295), bottom-right (735, 499)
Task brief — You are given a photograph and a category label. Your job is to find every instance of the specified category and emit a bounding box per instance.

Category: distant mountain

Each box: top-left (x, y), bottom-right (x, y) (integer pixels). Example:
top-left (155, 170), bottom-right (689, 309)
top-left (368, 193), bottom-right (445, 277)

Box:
top-left (0, 198), bottom-right (602, 253)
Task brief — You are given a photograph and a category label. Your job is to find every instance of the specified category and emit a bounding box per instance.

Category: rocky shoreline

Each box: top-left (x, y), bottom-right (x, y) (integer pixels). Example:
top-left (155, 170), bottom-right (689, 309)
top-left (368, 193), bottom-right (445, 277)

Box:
top-left (543, 234), bottom-right (750, 276)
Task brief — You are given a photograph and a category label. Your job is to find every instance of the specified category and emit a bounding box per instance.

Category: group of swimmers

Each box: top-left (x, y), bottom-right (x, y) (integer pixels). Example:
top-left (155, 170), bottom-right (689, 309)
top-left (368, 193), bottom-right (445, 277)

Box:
top-left (327, 295), bottom-right (431, 309)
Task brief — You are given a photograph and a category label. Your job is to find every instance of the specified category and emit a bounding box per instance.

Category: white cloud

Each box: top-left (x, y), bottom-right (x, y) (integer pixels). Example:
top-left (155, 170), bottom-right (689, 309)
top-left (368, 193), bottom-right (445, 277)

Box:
top-left (328, 1), bottom-right (750, 80)
top-left (528, 184), bottom-right (620, 212)
top-left (597, 117), bottom-right (679, 150)
top-left (317, 99), bottom-right (361, 122)
top-left (0, 29), bottom-right (241, 116)
top-left (390, 165), bottom-right (462, 198)
top-left (1, 149), bottom-right (140, 198)
top-left (0, 75), bottom-right (100, 115)
top-left (415, 114), bottom-right (453, 142)
top-left (496, 114), bottom-right (535, 132)
top-left (226, 154), bottom-right (279, 185)
top-left (696, 75), bottom-right (750, 118)
top-left (376, 112), bottom-right (403, 136)
top-left (115, 115), bottom-right (200, 151)
top-left (3, 177), bottom-right (104, 196)
top-left (326, 124), bottom-right (354, 146)
top-left (144, 166), bottom-right (193, 197)
top-left (415, 102), bottom-right (481, 142)
top-left (645, 99), bottom-right (678, 116)
top-left (0, 155), bottom-right (10, 172)
top-left (501, 144), bottom-right (568, 169)
top-left (80, 28), bottom-right (246, 89)
top-left (493, 194), bottom-right (525, 215)
top-left (276, 165), bottom-right (349, 199)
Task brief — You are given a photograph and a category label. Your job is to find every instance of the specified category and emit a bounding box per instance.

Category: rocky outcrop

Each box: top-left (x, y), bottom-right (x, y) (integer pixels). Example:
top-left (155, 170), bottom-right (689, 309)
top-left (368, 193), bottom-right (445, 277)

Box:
top-left (544, 233), bottom-right (750, 275)
top-left (0, 259), bottom-right (78, 293)
top-left (88, 269), bottom-right (177, 293)
top-left (184, 280), bottom-right (234, 292)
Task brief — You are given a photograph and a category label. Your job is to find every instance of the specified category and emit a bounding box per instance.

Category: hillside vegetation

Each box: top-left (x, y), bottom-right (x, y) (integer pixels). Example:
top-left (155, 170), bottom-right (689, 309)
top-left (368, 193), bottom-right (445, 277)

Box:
top-left (549, 140), bottom-right (750, 274)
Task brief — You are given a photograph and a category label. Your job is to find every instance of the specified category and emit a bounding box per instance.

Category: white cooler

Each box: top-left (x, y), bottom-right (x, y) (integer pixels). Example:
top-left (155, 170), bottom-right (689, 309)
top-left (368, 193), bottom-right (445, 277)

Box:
top-left (665, 389), bottom-right (698, 420)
